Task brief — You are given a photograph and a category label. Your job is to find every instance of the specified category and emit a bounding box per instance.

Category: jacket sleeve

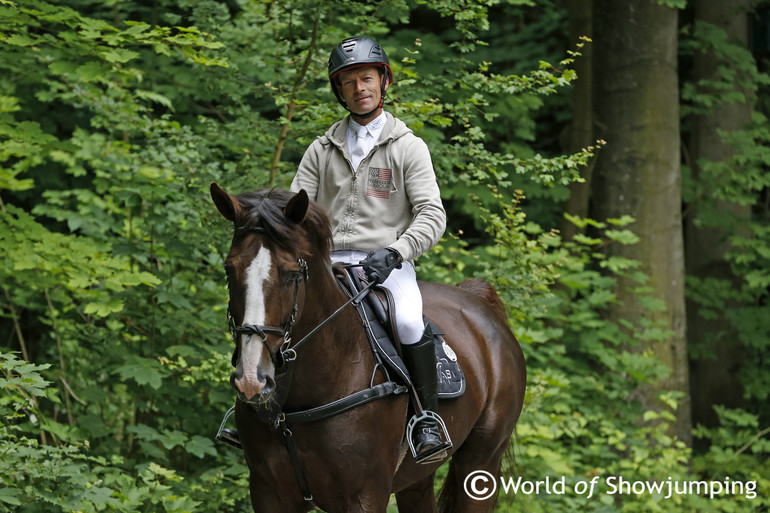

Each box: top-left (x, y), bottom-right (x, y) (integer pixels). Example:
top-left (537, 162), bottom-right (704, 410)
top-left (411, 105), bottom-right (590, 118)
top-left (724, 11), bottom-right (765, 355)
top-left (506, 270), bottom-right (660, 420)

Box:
top-left (290, 140), bottom-right (321, 200)
top-left (388, 137), bottom-right (446, 261)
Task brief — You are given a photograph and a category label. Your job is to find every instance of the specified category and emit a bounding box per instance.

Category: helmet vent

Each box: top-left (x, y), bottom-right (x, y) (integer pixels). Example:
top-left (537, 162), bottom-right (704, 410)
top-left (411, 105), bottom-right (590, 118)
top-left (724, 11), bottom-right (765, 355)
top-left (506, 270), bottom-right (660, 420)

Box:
top-left (341, 38), bottom-right (357, 54)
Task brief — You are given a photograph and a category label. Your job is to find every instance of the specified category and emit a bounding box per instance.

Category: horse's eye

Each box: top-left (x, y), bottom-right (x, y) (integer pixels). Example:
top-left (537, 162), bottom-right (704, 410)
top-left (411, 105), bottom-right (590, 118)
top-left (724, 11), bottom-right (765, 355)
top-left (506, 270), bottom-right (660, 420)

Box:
top-left (280, 272), bottom-right (295, 287)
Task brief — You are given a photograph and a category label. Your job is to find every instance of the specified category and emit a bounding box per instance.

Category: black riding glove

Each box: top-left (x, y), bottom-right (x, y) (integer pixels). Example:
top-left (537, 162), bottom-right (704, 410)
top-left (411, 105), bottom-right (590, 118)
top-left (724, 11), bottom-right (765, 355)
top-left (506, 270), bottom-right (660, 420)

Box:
top-left (360, 248), bottom-right (403, 285)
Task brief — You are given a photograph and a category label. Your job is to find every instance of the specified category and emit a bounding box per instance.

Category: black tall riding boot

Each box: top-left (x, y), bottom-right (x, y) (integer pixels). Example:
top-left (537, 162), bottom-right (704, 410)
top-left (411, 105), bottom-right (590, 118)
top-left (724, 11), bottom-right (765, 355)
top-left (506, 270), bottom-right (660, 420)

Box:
top-left (402, 324), bottom-right (453, 464)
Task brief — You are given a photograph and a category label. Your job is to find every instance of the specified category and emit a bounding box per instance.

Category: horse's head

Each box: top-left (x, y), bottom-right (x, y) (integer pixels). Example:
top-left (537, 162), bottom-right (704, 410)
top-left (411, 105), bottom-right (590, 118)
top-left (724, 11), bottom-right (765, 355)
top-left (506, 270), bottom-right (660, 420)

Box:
top-left (210, 183), bottom-right (330, 405)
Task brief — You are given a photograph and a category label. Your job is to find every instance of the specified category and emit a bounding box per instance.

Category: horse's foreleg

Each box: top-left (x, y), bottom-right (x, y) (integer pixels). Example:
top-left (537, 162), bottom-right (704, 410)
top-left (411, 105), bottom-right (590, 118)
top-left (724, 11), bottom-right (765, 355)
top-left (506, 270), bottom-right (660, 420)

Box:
top-left (248, 472), bottom-right (311, 513)
top-left (395, 472), bottom-right (439, 513)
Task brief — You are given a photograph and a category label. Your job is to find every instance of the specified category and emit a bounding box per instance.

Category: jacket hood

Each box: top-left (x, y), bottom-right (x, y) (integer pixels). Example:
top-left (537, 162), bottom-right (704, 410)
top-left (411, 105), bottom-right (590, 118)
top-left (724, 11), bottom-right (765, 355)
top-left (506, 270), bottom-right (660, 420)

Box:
top-left (322, 111), bottom-right (412, 149)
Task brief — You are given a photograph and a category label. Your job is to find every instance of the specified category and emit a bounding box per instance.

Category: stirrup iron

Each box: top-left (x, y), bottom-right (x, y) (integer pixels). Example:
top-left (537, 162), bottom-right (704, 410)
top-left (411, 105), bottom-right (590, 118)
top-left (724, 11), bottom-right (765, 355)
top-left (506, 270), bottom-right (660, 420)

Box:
top-left (406, 410), bottom-right (452, 464)
top-left (215, 406), bottom-right (242, 450)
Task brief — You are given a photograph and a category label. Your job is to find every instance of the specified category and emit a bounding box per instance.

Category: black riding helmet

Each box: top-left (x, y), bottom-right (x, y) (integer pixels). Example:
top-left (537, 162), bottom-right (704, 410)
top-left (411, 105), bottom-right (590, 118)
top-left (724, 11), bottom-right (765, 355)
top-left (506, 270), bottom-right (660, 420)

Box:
top-left (328, 36), bottom-right (393, 118)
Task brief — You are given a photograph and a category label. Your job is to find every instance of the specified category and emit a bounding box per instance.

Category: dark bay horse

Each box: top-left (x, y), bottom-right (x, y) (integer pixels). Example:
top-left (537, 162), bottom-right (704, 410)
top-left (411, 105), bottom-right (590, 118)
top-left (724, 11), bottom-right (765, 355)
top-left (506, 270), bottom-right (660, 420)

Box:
top-left (210, 183), bottom-right (526, 513)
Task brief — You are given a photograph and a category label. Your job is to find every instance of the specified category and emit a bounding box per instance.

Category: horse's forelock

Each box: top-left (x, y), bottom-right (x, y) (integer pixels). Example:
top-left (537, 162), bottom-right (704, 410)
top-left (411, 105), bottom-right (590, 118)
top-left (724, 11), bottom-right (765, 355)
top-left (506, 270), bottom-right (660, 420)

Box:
top-left (233, 189), bottom-right (331, 258)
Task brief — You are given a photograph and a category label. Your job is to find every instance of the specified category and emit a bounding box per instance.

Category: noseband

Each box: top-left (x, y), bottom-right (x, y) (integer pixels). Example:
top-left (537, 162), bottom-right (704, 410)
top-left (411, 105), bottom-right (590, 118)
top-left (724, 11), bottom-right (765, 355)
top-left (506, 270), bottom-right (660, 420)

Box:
top-left (228, 257), bottom-right (309, 370)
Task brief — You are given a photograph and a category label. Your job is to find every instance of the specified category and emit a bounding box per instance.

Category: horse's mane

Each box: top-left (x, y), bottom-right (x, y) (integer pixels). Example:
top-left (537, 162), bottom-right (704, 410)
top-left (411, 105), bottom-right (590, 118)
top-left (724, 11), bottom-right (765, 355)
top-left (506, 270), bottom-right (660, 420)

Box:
top-left (233, 189), bottom-right (332, 259)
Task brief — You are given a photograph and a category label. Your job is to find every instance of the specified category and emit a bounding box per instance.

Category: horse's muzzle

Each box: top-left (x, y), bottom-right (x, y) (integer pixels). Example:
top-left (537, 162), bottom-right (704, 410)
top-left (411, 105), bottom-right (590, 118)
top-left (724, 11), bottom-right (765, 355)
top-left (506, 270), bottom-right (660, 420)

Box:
top-left (230, 368), bottom-right (276, 405)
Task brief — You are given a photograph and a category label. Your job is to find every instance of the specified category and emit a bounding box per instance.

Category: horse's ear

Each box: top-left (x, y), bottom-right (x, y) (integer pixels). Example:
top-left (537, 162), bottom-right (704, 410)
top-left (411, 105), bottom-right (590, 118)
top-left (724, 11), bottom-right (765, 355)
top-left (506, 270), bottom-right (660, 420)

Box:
top-left (210, 182), bottom-right (241, 222)
top-left (284, 189), bottom-right (309, 225)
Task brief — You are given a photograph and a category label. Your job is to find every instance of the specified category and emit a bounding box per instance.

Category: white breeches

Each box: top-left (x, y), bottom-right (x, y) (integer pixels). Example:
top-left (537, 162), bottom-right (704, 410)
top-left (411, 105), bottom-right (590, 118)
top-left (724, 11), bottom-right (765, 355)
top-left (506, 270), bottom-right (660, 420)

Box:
top-left (331, 250), bottom-right (425, 345)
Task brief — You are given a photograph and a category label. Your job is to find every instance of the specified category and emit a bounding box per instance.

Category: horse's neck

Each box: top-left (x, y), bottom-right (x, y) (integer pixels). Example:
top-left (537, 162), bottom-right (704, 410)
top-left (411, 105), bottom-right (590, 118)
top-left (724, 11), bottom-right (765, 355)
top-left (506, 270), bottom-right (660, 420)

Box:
top-left (290, 262), bottom-right (374, 395)
top-left (302, 265), bottom-right (363, 348)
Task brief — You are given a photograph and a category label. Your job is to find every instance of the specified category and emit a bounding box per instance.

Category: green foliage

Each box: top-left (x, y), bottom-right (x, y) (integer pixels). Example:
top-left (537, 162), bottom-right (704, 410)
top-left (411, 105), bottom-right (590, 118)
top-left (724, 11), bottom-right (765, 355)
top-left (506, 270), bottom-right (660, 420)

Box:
top-left (680, 15), bottom-right (770, 420)
top-left (681, 21), bottom-right (770, 115)
top-left (656, 0), bottom-right (688, 9)
top-left (1, 352), bottom-right (244, 513)
top-left (452, 199), bottom-right (768, 512)
top-left (1, 1), bottom-right (767, 512)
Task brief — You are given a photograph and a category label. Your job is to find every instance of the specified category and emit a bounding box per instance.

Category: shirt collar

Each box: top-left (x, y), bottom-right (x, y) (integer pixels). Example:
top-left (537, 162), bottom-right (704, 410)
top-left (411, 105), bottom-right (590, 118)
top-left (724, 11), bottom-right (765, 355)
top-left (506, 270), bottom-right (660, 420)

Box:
top-left (349, 111), bottom-right (387, 138)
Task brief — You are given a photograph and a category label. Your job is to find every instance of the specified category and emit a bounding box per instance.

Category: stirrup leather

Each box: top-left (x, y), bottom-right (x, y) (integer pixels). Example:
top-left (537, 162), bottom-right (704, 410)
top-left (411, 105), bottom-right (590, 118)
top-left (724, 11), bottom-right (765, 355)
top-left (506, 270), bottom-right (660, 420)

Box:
top-left (406, 410), bottom-right (452, 463)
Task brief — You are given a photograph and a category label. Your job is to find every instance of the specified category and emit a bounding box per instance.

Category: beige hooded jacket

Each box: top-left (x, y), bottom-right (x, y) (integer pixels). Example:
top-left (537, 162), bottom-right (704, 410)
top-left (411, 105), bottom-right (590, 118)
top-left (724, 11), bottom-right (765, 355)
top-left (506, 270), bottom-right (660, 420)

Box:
top-left (290, 111), bottom-right (446, 262)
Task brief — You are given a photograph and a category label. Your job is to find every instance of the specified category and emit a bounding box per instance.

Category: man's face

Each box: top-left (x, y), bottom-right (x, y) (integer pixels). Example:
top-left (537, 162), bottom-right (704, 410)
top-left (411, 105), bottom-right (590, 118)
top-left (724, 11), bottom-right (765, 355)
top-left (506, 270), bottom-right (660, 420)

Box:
top-left (337, 66), bottom-right (388, 119)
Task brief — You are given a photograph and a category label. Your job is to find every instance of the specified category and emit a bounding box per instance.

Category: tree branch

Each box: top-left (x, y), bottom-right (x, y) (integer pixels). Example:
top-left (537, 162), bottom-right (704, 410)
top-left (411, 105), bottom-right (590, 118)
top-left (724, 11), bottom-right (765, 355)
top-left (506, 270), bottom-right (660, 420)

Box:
top-left (45, 288), bottom-right (74, 426)
top-left (269, 11), bottom-right (321, 186)
top-left (2, 287), bottom-right (30, 363)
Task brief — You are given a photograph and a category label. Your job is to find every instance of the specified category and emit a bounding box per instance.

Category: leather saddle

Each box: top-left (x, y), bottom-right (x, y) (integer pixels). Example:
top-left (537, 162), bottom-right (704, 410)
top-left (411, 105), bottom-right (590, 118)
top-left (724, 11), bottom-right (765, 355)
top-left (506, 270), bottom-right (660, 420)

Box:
top-left (334, 264), bottom-right (465, 399)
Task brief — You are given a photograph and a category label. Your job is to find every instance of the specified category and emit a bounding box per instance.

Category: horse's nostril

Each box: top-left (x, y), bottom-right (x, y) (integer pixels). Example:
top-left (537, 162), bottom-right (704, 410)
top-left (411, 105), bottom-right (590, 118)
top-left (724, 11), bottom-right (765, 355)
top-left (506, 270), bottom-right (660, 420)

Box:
top-left (229, 371), bottom-right (241, 391)
top-left (257, 365), bottom-right (274, 388)
top-left (262, 375), bottom-right (276, 396)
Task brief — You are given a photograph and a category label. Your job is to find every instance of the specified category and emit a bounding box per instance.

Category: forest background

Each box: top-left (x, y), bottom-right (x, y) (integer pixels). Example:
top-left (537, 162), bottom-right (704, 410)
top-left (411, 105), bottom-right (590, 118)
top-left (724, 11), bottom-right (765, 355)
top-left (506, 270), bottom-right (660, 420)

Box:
top-left (1, 0), bottom-right (769, 511)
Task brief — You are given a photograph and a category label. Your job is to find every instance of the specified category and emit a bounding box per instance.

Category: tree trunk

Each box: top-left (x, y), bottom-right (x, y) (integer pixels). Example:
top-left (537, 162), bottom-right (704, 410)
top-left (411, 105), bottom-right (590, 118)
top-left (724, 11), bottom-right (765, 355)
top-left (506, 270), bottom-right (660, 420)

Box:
top-left (686, 0), bottom-right (753, 430)
top-left (561, 0), bottom-right (594, 241)
top-left (592, 0), bottom-right (691, 444)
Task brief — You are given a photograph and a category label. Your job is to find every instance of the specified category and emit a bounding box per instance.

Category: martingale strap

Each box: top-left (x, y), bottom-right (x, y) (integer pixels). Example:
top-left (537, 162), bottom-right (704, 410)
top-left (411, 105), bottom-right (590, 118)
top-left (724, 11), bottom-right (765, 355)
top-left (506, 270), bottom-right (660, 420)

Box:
top-left (251, 380), bottom-right (407, 428)
top-left (279, 421), bottom-right (318, 510)
top-left (264, 380), bottom-right (407, 511)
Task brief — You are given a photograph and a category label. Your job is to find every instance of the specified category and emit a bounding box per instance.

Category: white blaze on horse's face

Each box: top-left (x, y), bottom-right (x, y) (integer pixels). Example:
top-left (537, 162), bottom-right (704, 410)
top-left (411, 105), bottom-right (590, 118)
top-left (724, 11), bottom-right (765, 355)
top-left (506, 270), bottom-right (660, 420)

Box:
top-left (234, 246), bottom-right (274, 400)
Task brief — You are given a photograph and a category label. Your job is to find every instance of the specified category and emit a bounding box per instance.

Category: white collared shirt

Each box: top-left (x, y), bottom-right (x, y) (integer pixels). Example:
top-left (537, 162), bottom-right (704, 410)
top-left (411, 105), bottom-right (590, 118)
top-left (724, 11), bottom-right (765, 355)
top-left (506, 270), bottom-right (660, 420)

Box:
top-left (347, 112), bottom-right (387, 171)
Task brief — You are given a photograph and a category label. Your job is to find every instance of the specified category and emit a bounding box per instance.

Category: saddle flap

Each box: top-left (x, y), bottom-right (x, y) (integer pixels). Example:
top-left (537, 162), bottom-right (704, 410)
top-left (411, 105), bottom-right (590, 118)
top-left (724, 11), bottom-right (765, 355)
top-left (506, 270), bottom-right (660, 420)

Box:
top-left (334, 265), bottom-right (465, 399)
top-left (430, 321), bottom-right (465, 399)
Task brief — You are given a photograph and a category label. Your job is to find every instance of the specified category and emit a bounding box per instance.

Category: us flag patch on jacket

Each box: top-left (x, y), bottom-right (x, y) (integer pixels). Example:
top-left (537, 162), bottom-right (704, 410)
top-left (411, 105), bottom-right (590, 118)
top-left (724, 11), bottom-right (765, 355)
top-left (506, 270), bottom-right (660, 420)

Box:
top-left (366, 167), bottom-right (392, 199)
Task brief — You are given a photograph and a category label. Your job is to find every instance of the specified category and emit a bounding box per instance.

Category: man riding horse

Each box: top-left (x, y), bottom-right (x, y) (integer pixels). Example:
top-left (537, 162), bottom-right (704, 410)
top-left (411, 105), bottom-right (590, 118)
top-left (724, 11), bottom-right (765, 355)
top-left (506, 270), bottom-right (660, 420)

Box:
top-left (219, 36), bottom-right (451, 464)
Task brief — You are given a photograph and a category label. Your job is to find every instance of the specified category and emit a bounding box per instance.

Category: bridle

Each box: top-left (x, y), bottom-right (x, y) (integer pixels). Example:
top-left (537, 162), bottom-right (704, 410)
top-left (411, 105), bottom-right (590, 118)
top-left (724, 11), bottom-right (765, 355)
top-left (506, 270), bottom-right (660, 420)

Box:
top-left (226, 232), bottom-right (379, 373)
top-left (227, 255), bottom-right (308, 371)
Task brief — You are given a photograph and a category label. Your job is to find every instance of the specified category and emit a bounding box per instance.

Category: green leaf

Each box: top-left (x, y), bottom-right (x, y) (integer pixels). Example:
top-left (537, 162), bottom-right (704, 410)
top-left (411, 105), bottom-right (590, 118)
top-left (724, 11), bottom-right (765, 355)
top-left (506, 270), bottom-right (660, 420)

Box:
top-left (0, 487), bottom-right (22, 506)
top-left (162, 495), bottom-right (201, 513)
top-left (83, 297), bottom-right (125, 317)
top-left (656, 0), bottom-right (687, 9)
top-left (186, 435), bottom-right (218, 459)
top-left (135, 90), bottom-right (174, 110)
top-left (74, 61), bottom-right (112, 82)
top-left (605, 229), bottom-right (640, 245)
top-left (158, 429), bottom-right (188, 450)
top-left (5, 33), bottom-right (36, 46)
top-left (114, 357), bottom-right (165, 389)
top-left (101, 48), bottom-right (139, 63)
